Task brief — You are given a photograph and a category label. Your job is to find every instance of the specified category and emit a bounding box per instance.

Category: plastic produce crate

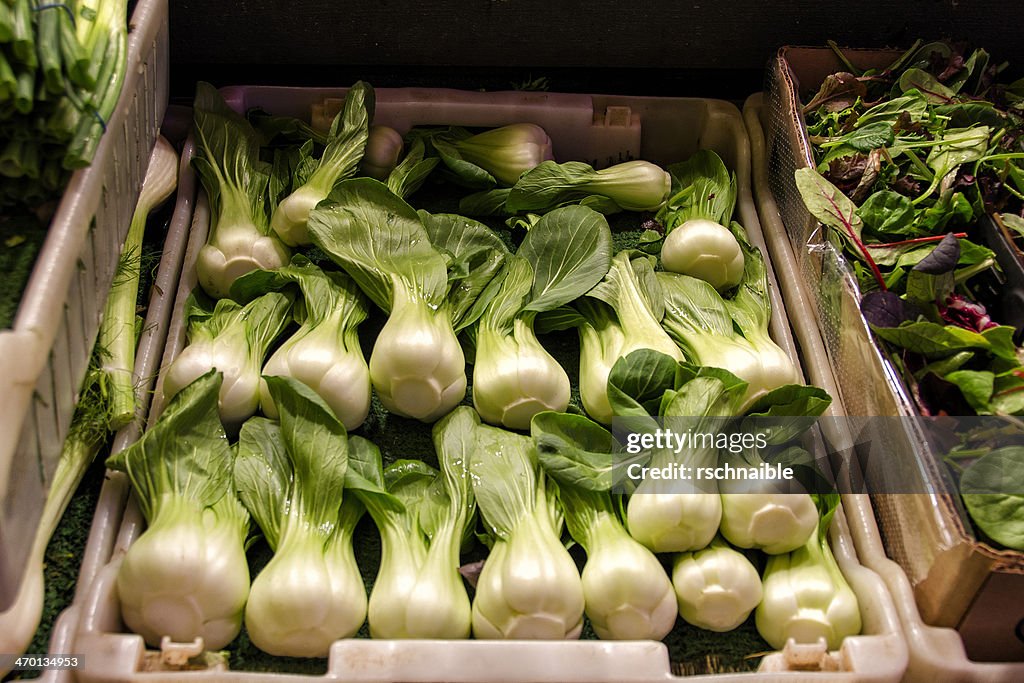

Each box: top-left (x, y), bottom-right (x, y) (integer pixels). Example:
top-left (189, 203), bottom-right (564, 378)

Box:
top-left (759, 43), bottom-right (1024, 675)
top-left (52, 87), bottom-right (906, 682)
top-left (0, 0), bottom-right (170, 610)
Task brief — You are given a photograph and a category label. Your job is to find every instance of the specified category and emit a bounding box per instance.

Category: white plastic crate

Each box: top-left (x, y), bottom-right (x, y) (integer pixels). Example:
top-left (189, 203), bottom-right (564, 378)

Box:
top-left (57, 89), bottom-right (906, 682)
top-left (0, 0), bottom-right (170, 609)
top-left (744, 92), bottom-right (1024, 683)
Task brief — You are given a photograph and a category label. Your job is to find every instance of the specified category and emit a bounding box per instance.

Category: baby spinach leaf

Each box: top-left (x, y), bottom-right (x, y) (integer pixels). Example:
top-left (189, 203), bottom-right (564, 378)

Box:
top-left (943, 370), bottom-right (995, 414)
top-left (960, 447), bottom-right (1024, 550)
top-left (857, 190), bottom-right (914, 235)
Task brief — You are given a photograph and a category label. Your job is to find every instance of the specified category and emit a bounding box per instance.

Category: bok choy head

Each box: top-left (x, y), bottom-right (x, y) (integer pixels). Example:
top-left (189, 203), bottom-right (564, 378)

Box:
top-left (351, 406), bottom-right (478, 639)
top-left (470, 423), bottom-right (585, 639)
top-left (106, 371), bottom-right (250, 650)
top-left (672, 535), bottom-right (763, 632)
top-left (755, 493), bottom-right (862, 650)
top-left (235, 377), bottom-right (379, 657)
top-left (657, 225), bottom-right (800, 409)
top-left (192, 83), bottom-right (291, 298)
top-left (657, 150), bottom-right (744, 291)
top-left (427, 123), bottom-right (554, 188)
top-left (528, 411), bottom-right (679, 643)
top-left (162, 291), bottom-right (293, 431)
top-left (573, 250), bottom-right (683, 424)
top-left (307, 178), bottom-right (507, 422)
top-left (506, 159), bottom-right (671, 214)
top-left (624, 363), bottom-right (748, 553)
top-left (270, 82), bottom-right (374, 246)
top-left (232, 255), bottom-right (371, 430)
top-left (472, 205), bottom-right (612, 429)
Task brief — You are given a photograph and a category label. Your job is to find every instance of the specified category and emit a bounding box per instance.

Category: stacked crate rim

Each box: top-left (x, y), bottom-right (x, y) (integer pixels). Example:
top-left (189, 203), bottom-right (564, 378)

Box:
top-left (761, 44), bottom-right (1024, 669)
top-left (52, 87), bottom-right (909, 682)
top-left (0, 0), bottom-right (170, 609)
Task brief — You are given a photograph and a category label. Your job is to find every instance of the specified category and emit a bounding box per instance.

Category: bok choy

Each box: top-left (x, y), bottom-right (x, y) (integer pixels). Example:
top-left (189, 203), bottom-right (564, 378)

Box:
top-left (231, 256), bottom-right (371, 430)
top-left (192, 83), bottom-right (291, 298)
top-left (162, 291), bottom-right (292, 430)
top-left (307, 178), bottom-right (506, 422)
top-left (657, 150), bottom-right (744, 291)
top-left (470, 423), bottom-right (585, 639)
top-left (672, 536), bottom-right (763, 632)
top-left (506, 159), bottom-right (671, 213)
top-left (472, 205), bottom-right (612, 429)
top-left (755, 494), bottom-right (861, 650)
top-left (352, 406), bottom-right (477, 638)
top-left (573, 251), bottom-right (683, 424)
top-left (432, 123), bottom-right (554, 187)
top-left (106, 371), bottom-right (250, 650)
top-left (625, 364), bottom-right (747, 553)
top-left (551, 472), bottom-right (676, 640)
top-left (235, 377), bottom-right (373, 657)
top-left (270, 82), bottom-right (373, 246)
top-left (657, 227), bottom-right (799, 409)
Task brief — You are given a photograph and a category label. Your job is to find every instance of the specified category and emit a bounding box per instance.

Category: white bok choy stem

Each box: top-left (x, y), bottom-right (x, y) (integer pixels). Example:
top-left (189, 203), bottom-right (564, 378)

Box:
top-left (230, 255), bottom-right (370, 430)
top-left (351, 406), bottom-right (478, 638)
top-left (755, 493), bottom-right (862, 650)
top-left (718, 446), bottom-right (819, 556)
top-left (192, 82), bottom-right (291, 298)
top-left (101, 135), bottom-right (178, 429)
top-left (308, 179), bottom-right (507, 422)
top-left (162, 291), bottom-right (293, 431)
top-left (361, 125), bottom-right (404, 180)
top-left (235, 377), bottom-right (378, 657)
top-left (470, 423), bottom-right (584, 639)
top-left (472, 205), bottom-right (612, 429)
top-left (107, 371), bottom-right (250, 650)
top-left (672, 535), bottom-right (763, 632)
top-left (557, 485), bottom-right (676, 640)
top-left (271, 82), bottom-right (373, 246)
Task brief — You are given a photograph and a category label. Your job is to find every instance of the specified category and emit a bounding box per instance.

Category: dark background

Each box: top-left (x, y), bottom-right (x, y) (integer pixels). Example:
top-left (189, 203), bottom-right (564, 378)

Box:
top-left (169, 0), bottom-right (1024, 99)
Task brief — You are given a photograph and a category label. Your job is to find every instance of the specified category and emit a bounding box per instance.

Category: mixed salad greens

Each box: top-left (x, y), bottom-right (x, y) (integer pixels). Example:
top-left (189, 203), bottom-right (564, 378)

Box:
top-left (795, 40), bottom-right (1024, 550)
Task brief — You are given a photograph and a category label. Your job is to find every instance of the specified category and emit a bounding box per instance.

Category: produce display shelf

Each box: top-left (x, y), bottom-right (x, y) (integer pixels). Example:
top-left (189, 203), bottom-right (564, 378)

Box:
top-left (30, 87), bottom-right (911, 682)
top-left (0, 0), bottom-right (170, 610)
top-left (756, 41), bottom-right (1024, 676)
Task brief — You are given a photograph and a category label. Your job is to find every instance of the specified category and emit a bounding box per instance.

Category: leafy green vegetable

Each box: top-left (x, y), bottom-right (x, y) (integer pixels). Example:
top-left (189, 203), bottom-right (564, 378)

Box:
top-left (231, 255), bottom-right (371, 429)
top-left (192, 82), bottom-right (291, 298)
top-left (161, 291), bottom-right (293, 430)
top-left (472, 205), bottom-right (612, 429)
top-left (308, 178), bottom-right (506, 421)
top-left (107, 371), bottom-right (250, 650)
top-left (270, 82), bottom-right (374, 246)
top-left (506, 159), bottom-right (671, 213)
top-left (959, 447), bottom-right (1024, 550)
top-left (470, 422), bottom-right (585, 639)
top-left (236, 376), bottom-right (370, 657)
